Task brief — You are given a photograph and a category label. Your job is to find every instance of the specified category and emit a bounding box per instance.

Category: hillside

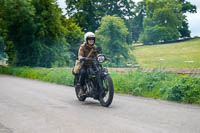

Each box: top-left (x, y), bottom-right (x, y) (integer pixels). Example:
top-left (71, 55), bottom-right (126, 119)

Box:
top-left (131, 38), bottom-right (200, 68)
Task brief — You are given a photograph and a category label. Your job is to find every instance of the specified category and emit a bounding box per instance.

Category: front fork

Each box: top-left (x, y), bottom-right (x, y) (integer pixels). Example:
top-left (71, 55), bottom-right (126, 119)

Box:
top-left (96, 68), bottom-right (109, 97)
top-left (98, 77), bottom-right (105, 100)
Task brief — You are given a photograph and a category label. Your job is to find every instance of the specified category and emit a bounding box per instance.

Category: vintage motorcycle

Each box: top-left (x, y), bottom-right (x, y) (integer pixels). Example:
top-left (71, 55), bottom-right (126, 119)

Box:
top-left (73, 48), bottom-right (114, 107)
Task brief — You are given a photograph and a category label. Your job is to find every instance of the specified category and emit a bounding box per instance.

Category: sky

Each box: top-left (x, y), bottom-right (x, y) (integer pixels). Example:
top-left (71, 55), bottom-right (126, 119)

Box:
top-left (57, 0), bottom-right (200, 37)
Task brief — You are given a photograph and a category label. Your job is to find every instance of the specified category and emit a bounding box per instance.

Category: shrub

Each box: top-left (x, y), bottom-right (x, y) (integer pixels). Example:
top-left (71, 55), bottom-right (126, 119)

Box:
top-left (0, 66), bottom-right (200, 105)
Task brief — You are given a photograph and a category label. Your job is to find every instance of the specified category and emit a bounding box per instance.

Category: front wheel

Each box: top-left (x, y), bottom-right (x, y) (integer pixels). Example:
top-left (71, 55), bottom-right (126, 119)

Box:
top-left (99, 75), bottom-right (114, 107)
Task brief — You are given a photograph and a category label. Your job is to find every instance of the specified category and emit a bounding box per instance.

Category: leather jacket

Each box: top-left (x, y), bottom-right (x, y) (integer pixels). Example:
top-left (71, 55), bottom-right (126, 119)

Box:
top-left (78, 43), bottom-right (98, 65)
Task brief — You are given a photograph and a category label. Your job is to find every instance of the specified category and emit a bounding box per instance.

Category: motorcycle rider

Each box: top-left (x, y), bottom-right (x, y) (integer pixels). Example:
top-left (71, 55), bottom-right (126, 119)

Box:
top-left (78, 32), bottom-right (98, 96)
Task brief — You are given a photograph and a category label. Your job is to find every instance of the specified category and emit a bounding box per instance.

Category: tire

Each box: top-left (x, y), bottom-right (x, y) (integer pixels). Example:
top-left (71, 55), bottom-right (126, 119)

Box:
top-left (74, 75), bottom-right (86, 101)
top-left (99, 75), bottom-right (114, 107)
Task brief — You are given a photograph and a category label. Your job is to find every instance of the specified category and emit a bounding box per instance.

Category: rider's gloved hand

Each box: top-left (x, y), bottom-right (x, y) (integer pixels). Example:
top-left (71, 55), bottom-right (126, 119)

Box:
top-left (80, 57), bottom-right (86, 62)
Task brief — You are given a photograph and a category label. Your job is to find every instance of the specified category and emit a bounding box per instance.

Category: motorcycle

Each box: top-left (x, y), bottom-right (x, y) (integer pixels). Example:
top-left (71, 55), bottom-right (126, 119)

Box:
top-left (73, 48), bottom-right (114, 107)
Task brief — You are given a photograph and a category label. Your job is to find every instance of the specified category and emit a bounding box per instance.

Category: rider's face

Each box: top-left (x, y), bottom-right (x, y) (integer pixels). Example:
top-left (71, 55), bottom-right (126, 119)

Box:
top-left (87, 37), bottom-right (95, 45)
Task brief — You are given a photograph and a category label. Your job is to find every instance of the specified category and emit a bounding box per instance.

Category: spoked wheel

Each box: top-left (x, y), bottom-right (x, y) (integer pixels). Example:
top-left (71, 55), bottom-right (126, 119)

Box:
top-left (99, 75), bottom-right (114, 107)
top-left (74, 75), bottom-right (86, 101)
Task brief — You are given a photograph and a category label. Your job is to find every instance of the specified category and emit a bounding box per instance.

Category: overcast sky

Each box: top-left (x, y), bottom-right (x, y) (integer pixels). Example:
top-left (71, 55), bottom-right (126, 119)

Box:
top-left (57, 0), bottom-right (200, 37)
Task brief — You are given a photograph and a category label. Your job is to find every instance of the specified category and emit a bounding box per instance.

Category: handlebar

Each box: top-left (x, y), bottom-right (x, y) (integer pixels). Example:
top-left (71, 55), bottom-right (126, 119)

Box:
top-left (86, 57), bottom-right (110, 61)
top-left (85, 57), bottom-right (95, 61)
top-left (80, 55), bottom-right (110, 63)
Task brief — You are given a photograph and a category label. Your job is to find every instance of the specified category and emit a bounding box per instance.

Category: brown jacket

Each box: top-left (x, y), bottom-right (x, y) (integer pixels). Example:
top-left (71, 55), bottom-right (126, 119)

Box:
top-left (78, 43), bottom-right (98, 65)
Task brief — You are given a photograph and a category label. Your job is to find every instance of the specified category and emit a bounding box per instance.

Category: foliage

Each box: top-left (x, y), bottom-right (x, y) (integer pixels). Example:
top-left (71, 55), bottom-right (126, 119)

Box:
top-left (132, 38), bottom-right (200, 68)
top-left (0, 3), bottom-right (5, 59)
top-left (0, 0), bottom-right (197, 67)
top-left (29, 0), bottom-right (69, 67)
top-left (65, 0), bottom-right (136, 32)
top-left (178, 19), bottom-right (190, 38)
top-left (0, 36), bottom-right (6, 59)
top-left (167, 76), bottom-right (200, 103)
top-left (0, 0), bottom-right (71, 67)
top-left (1, 66), bottom-right (200, 105)
top-left (1, 0), bottom-right (36, 65)
top-left (132, 0), bottom-right (197, 44)
top-left (61, 17), bottom-right (84, 66)
top-left (111, 70), bottom-right (200, 104)
top-left (0, 66), bottom-right (74, 86)
top-left (96, 15), bottom-right (136, 66)
top-left (127, 1), bottom-right (145, 43)
top-left (139, 0), bottom-right (182, 44)
top-left (178, 0), bottom-right (197, 38)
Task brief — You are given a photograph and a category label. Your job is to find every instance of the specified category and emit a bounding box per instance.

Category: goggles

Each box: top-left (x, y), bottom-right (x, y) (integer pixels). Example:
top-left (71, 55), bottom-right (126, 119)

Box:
top-left (87, 37), bottom-right (95, 40)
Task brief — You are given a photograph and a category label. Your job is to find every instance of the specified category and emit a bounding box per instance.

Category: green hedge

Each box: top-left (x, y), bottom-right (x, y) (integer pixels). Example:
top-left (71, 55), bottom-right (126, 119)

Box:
top-left (111, 71), bottom-right (200, 104)
top-left (0, 66), bottom-right (200, 105)
top-left (0, 66), bottom-right (74, 86)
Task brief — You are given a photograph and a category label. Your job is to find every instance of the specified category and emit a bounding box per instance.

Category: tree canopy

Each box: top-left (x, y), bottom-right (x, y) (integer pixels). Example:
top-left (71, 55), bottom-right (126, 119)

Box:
top-left (65, 0), bottom-right (136, 32)
top-left (96, 15), bottom-right (135, 66)
top-left (0, 36), bottom-right (6, 59)
top-left (138, 0), bottom-right (196, 44)
top-left (0, 0), bottom-right (83, 67)
top-left (0, 0), bottom-right (197, 67)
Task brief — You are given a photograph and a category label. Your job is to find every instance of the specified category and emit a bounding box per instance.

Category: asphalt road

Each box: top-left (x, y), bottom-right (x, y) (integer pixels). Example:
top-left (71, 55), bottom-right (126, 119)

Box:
top-left (0, 74), bottom-right (200, 133)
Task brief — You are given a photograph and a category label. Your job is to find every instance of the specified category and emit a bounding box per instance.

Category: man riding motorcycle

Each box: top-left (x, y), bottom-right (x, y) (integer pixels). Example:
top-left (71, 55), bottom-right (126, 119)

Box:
top-left (78, 32), bottom-right (98, 96)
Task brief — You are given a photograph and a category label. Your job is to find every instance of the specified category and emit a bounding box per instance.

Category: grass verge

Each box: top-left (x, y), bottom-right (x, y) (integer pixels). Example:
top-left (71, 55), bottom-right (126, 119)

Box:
top-left (0, 66), bottom-right (74, 86)
top-left (0, 66), bottom-right (200, 105)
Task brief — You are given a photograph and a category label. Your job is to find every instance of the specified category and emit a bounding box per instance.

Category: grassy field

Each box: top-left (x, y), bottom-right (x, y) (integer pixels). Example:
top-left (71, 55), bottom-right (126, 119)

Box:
top-left (131, 38), bottom-right (200, 68)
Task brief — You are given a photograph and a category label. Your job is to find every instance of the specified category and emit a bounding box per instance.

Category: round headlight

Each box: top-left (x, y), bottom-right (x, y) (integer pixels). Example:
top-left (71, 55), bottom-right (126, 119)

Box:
top-left (97, 55), bottom-right (105, 63)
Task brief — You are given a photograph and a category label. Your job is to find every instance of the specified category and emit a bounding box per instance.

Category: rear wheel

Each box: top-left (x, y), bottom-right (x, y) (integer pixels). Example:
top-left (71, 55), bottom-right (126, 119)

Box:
top-left (74, 75), bottom-right (86, 101)
top-left (99, 75), bottom-right (114, 107)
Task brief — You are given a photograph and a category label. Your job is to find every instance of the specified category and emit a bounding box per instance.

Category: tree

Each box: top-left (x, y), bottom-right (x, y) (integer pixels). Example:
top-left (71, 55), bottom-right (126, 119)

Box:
top-left (1, 0), bottom-right (37, 66)
top-left (128, 1), bottom-right (146, 43)
top-left (96, 15), bottom-right (132, 66)
top-left (61, 17), bottom-right (84, 66)
top-left (0, 37), bottom-right (6, 59)
top-left (31, 0), bottom-right (69, 67)
top-left (178, 0), bottom-right (196, 38)
top-left (0, 1), bottom-right (6, 59)
top-left (131, 0), bottom-right (196, 44)
top-left (65, 0), bottom-right (136, 32)
top-left (139, 0), bottom-right (183, 44)
top-left (1, 0), bottom-right (69, 67)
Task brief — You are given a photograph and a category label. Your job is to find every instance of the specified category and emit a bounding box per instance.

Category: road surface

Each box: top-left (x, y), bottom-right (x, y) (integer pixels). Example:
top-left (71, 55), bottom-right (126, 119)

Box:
top-left (0, 74), bottom-right (200, 133)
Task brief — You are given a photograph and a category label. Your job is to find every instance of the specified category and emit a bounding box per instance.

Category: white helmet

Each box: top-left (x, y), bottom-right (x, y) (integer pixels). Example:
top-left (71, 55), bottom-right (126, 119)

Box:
top-left (84, 32), bottom-right (95, 44)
